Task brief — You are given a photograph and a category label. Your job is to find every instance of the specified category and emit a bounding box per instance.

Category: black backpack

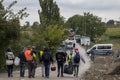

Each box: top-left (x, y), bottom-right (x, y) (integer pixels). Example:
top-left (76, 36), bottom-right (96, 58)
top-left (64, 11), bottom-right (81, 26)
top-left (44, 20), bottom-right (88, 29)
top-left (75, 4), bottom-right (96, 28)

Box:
top-left (57, 53), bottom-right (63, 61)
top-left (74, 52), bottom-right (80, 63)
top-left (43, 52), bottom-right (50, 61)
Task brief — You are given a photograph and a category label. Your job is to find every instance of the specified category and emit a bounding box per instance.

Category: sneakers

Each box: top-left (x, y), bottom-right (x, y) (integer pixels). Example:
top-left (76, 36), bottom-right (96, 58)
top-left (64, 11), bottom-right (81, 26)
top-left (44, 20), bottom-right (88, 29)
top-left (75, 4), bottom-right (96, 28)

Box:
top-left (57, 74), bottom-right (59, 77)
top-left (28, 76), bottom-right (31, 78)
top-left (8, 74), bottom-right (13, 77)
top-left (32, 76), bottom-right (35, 78)
top-left (57, 74), bottom-right (64, 77)
top-left (11, 74), bottom-right (13, 77)
top-left (46, 76), bottom-right (49, 78)
top-left (42, 75), bottom-right (44, 77)
top-left (61, 75), bottom-right (64, 77)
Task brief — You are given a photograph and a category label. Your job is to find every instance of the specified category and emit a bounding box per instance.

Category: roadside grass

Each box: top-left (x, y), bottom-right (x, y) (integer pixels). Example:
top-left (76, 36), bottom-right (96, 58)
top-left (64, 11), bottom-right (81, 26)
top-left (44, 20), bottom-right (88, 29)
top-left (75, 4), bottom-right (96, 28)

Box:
top-left (98, 27), bottom-right (120, 50)
top-left (105, 28), bottom-right (120, 38)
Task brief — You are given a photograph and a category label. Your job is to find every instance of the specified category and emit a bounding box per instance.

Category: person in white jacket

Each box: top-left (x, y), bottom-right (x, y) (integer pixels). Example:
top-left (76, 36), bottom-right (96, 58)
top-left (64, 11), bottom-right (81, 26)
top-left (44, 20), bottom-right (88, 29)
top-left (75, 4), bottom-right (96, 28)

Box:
top-left (72, 47), bottom-right (85, 77)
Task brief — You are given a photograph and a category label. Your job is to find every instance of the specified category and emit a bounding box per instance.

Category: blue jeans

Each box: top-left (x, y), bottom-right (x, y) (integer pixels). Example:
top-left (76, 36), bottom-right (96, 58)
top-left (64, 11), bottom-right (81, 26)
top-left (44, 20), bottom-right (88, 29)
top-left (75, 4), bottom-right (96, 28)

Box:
top-left (44, 62), bottom-right (50, 77)
top-left (7, 65), bottom-right (13, 77)
top-left (20, 63), bottom-right (26, 77)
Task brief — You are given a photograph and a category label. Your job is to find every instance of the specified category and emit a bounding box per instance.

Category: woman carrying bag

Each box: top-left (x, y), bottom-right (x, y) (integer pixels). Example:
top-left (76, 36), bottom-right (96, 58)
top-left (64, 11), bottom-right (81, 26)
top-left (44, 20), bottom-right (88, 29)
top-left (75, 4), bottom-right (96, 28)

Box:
top-left (5, 48), bottom-right (15, 77)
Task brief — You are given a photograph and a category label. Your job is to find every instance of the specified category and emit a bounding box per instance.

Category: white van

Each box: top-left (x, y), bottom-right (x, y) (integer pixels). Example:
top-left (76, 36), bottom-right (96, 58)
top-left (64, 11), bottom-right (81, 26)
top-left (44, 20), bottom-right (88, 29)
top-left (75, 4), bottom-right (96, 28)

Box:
top-left (81, 36), bottom-right (90, 46)
top-left (87, 44), bottom-right (113, 55)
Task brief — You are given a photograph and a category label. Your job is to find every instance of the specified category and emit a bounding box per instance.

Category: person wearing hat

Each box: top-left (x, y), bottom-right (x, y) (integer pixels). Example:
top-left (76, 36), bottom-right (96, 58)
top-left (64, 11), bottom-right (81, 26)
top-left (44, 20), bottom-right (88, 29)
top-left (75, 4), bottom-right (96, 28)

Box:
top-left (55, 47), bottom-right (66, 77)
top-left (72, 47), bottom-right (85, 77)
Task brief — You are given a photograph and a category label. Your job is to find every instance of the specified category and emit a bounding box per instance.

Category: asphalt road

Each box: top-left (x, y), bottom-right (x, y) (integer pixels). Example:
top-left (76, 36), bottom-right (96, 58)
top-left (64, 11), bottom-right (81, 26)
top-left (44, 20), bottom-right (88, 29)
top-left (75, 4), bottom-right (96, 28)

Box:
top-left (0, 43), bottom-right (91, 80)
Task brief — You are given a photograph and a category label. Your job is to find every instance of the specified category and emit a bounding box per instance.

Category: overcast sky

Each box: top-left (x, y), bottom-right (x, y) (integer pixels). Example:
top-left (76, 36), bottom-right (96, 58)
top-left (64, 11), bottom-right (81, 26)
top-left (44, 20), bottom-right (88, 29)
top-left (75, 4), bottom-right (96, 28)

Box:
top-left (2, 0), bottom-right (120, 25)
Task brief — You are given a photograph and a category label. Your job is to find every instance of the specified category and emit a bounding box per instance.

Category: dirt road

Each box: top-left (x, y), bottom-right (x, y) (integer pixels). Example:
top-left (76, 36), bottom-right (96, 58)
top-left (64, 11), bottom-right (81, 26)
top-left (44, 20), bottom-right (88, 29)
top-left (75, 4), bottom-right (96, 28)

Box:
top-left (0, 43), bottom-right (91, 80)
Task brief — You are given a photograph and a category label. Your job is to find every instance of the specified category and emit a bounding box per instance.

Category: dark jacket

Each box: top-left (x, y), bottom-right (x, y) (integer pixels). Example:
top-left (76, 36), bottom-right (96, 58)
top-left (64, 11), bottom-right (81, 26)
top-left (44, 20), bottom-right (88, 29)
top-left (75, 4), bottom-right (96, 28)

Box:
top-left (42, 49), bottom-right (53, 63)
top-left (18, 52), bottom-right (26, 64)
top-left (56, 51), bottom-right (66, 63)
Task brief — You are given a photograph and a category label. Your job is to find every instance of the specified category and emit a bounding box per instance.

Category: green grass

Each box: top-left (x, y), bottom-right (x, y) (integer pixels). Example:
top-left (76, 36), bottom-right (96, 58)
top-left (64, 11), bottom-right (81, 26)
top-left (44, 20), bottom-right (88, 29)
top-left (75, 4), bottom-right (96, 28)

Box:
top-left (103, 27), bottom-right (120, 50)
top-left (105, 28), bottom-right (120, 38)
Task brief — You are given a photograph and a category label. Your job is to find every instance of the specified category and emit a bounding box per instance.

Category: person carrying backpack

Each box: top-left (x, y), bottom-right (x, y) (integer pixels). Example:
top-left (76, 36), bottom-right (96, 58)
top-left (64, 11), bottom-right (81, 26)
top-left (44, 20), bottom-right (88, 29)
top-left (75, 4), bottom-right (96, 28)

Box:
top-left (18, 49), bottom-right (27, 77)
top-left (42, 47), bottom-right (53, 78)
top-left (5, 48), bottom-right (15, 77)
top-left (72, 47), bottom-right (85, 77)
top-left (56, 47), bottom-right (66, 77)
top-left (30, 46), bottom-right (37, 78)
top-left (24, 45), bottom-right (34, 78)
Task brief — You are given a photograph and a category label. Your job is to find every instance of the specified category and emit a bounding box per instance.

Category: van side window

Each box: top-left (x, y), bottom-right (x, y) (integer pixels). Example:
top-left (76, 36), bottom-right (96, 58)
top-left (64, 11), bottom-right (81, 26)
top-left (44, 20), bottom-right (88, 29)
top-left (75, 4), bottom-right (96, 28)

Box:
top-left (107, 46), bottom-right (111, 49)
top-left (98, 46), bottom-right (103, 49)
top-left (98, 46), bottom-right (111, 49)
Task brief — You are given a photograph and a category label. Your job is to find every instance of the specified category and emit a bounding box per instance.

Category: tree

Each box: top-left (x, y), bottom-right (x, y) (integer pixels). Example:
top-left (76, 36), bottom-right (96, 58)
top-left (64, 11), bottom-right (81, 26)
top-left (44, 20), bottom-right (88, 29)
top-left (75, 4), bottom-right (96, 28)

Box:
top-left (65, 12), bottom-right (106, 41)
top-left (0, 0), bottom-right (28, 71)
top-left (38, 0), bottom-right (61, 27)
top-left (107, 19), bottom-right (114, 25)
top-left (31, 21), bottom-right (40, 30)
top-left (65, 15), bottom-right (83, 34)
top-left (84, 12), bottom-right (106, 40)
top-left (34, 25), bottom-right (67, 52)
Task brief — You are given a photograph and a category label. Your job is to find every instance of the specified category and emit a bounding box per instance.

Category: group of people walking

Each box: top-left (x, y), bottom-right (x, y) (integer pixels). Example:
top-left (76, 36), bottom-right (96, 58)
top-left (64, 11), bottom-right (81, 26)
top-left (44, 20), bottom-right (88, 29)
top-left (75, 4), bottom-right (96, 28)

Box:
top-left (5, 45), bottom-right (86, 78)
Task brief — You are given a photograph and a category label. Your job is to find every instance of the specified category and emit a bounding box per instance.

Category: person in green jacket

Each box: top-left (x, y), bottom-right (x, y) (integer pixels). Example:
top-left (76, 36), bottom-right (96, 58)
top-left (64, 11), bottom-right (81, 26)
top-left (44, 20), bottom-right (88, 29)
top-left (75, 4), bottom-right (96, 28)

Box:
top-left (39, 47), bottom-right (45, 77)
top-left (67, 50), bottom-right (73, 65)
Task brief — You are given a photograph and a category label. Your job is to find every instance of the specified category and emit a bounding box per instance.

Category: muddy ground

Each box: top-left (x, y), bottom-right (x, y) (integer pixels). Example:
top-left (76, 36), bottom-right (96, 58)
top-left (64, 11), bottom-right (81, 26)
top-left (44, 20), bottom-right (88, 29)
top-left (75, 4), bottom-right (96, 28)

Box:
top-left (82, 53), bottom-right (120, 80)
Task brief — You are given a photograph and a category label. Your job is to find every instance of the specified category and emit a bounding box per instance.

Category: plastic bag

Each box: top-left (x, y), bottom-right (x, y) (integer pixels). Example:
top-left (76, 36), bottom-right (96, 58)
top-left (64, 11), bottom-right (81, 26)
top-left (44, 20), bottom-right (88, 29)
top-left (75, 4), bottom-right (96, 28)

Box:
top-left (14, 57), bottom-right (20, 66)
top-left (64, 64), bottom-right (73, 74)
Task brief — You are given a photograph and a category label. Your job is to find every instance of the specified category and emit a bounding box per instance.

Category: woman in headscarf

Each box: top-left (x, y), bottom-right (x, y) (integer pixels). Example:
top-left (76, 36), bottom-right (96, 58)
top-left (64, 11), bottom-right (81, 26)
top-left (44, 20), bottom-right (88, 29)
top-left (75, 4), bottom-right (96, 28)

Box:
top-left (5, 48), bottom-right (15, 77)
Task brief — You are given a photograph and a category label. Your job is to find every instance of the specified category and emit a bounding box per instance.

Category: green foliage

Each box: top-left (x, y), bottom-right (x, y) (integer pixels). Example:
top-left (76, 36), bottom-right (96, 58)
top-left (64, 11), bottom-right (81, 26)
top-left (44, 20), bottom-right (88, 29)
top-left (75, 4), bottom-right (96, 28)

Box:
top-left (105, 28), bottom-right (120, 38)
top-left (99, 27), bottom-right (120, 50)
top-left (83, 12), bottom-right (106, 40)
top-left (0, 0), bottom-right (28, 72)
top-left (34, 25), bottom-right (67, 52)
top-left (66, 12), bottom-right (106, 41)
top-left (38, 0), bottom-right (61, 27)
top-left (65, 14), bottom-right (83, 34)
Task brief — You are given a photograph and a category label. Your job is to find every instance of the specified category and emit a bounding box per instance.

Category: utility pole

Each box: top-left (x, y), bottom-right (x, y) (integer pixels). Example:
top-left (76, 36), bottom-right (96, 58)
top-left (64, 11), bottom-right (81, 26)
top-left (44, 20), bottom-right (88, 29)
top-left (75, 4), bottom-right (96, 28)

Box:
top-left (82, 12), bottom-right (86, 35)
top-left (84, 12), bottom-right (86, 36)
top-left (105, 18), bottom-right (107, 27)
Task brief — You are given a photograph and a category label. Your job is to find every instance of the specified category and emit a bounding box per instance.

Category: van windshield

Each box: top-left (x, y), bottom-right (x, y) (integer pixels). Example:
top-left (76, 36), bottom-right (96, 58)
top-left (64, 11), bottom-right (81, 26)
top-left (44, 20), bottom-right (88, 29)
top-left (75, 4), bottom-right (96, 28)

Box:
top-left (92, 47), bottom-right (96, 50)
top-left (66, 42), bottom-right (72, 45)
